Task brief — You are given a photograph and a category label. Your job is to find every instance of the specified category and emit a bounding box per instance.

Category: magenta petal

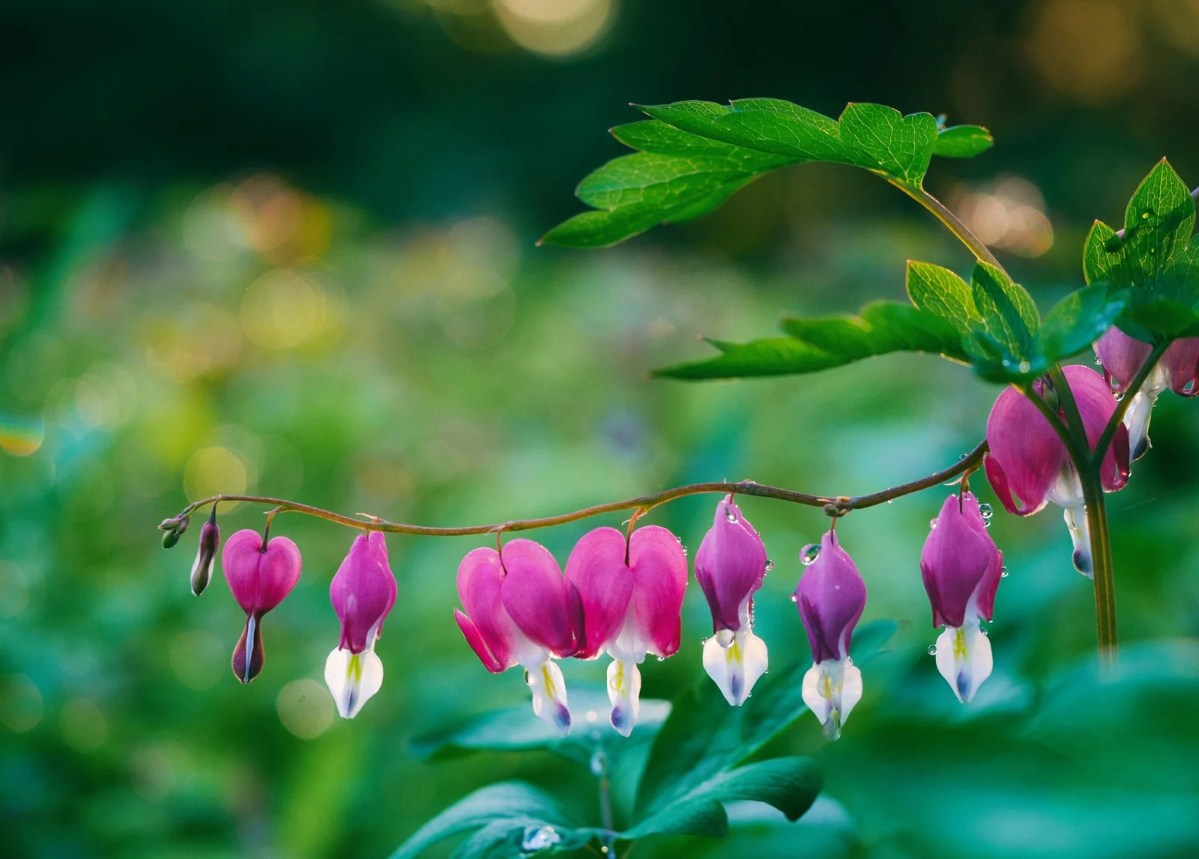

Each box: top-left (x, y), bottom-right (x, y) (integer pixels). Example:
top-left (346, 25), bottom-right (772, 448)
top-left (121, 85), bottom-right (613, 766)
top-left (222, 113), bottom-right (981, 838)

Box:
top-left (920, 493), bottom-right (1003, 628)
top-left (499, 539), bottom-right (573, 656)
top-left (330, 532), bottom-right (398, 653)
top-left (1094, 327), bottom-right (1152, 392)
top-left (795, 531), bottom-right (867, 663)
top-left (695, 495), bottom-right (768, 633)
top-left (1062, 365), bottom-right (1126, 491)
top-left (456, 547), bottom-right (514, 670)
top-left (454, 609), bottom-right (505, 673)
top-left (564, 528), bottom-right (634, 660)
top-left (985, 387), bottom-right (1062, 515)
top-left (626, 525), bottom-right (688, 658)
top-left (1163, 338), bottom-right (1199, 396)
top-left (222, 529), bottom-right (302, 616)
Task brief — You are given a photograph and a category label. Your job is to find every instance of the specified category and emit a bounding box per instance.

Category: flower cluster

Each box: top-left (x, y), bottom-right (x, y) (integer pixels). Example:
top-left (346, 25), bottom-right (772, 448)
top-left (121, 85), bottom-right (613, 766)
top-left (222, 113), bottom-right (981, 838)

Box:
top-left (181, 513), bottom-right (399, 720)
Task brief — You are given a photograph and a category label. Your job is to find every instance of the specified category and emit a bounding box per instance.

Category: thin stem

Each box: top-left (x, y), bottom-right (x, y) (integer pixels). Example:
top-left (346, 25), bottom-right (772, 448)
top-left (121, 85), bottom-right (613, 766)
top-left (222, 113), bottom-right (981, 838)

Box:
top-left (593, 749), bottom-right (616, 857)
top-left (168, 441), bottom-right (987, 539)
top-left (1079, 467), bottom-right (1118, 665)
top-left (887, 179), bottom-right (1004, 270)
top-left (1094, 340), bottom-right (1169, 461)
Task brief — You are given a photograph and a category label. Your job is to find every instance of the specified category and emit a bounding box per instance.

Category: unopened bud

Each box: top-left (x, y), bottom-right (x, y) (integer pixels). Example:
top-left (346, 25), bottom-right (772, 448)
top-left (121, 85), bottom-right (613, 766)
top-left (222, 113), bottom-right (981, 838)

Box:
top-left (160, 516), bottom-right (190, 549)
top-left (190, 509), bottom-right (221, 595)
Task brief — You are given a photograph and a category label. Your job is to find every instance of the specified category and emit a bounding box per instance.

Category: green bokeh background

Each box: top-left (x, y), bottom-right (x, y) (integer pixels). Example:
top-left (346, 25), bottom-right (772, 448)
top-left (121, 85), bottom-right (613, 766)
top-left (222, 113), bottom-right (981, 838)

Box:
top-left (1, 1), bottom-right (1198, 856)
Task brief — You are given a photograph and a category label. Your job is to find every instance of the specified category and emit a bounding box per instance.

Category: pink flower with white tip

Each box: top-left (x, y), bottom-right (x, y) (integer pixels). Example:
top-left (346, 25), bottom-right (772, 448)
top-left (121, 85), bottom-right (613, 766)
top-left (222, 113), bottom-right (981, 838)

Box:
top-left (920, 492), bottom-right (1003, 703)
top-left (984, 364), bottom-right (1129, 576)
top-left (324, 532), bottom-right (397, 719)
top-left (564, 524), bottom-right (687, 735)
top-left (694, 495), bottom-right (770, 706)
top-left (795, 530), bottom-right (867, 739)
top-left (454, 539), bottom-right (575, 734)
top-left (221, 528), bottom-right (302, 684)
top-left (1094, 327), bottom-right (1199, 460)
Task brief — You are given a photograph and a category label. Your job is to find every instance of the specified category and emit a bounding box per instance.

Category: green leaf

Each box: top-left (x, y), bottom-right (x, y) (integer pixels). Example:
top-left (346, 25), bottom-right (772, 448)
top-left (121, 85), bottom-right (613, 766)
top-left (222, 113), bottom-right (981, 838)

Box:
top-left (933, 124), bottom-right (994, 158)
top-left (450, 819), bottom-right (597, 859)
top-left (1082, 160), bottom-right (1199, 339)
top-left (655, 302), bottom-right (966, 380)
top-left (1036, 283), bottom-right (1126, 364)
top-left (963, 262), bottom-right (1041, 379)
top-left (543, 99), bottom-right (991, 247)
top-left (905, 260), bottom-right (980, 333)
top-left (390, 782), bottom-right (577, 859)
top-left (635, 621), bottom-right (895, 815)
top-left (621, 757), bottom-right (821, 840)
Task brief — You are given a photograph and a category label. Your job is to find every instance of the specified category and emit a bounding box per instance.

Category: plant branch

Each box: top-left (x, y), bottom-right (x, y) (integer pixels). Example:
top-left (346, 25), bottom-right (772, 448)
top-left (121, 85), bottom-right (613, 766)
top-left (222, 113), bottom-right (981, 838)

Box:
top-left (887, 179), bottom-right (1004, 270)
top-left (164, 441), bottom-right (988, 539)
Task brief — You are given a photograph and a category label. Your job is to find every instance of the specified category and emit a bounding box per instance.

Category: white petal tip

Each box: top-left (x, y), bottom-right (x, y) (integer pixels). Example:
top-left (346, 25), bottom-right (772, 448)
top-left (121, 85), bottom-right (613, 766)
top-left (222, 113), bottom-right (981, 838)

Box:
top-left (324, 647), bottom-right (384, 719)
top-left (606, 659), bottom-right (641, 736)
top-left (527, 660), bottom-right (571, 736)
top-left (702, 628), bottom-right (768, 707)
top-left (935, 625), bottom-right (993, 704)
top-left (802, 658), bottom-right (862, 738)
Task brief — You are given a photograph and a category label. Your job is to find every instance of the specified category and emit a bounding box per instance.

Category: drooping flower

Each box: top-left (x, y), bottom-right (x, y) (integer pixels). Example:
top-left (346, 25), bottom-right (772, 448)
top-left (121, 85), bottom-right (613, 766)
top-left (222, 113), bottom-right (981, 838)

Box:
top-left (564, 524), bottom-right (687, 735)
top-left (190, 507), bottom-right (220, 596)
top-left (1094, 327), bottom-right (1199, 460)
top-left (984, 364), bottom-right (1130, 576)
top-left (454, 539), bottom-right (575, 734)
top-left (694, 495), bottom-right (770, 706)
top-left (324, 532), bottom-right (397, 719)
top-left (920, 492), bottom-right (1003, 703)
top-left (221, 528), bottom-right (302, 684)
top-left (795, 530), bottom-right (867, 739)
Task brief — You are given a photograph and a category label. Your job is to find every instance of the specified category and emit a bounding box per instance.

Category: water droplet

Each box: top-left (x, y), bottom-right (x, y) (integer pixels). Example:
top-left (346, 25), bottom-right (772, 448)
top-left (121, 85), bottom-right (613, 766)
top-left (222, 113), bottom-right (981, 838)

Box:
top-left (1018, 360), bottom-right (1031, 374)
top-left (656, 655), bottom-right (665, 662)
top-left (725, 510), bottom-right (738, 523)
top-left (764, 560), bottom-right (774, 572)
top-left (978, 503), bottom-right (993, 520)
top-left (521, 825), bottom-right (561, 852)
top-left (981, 628), bottom-right (989, 637)
top-left (789, 593), bottom-right (798, 603)
top-left (600, 847), bottom-right (610, 855)
top-left (1095, 356), bottom-right (1103, 365)
top-left (1000, 565), bottom-right (1009, 578)
top-left (929, 518), bottom-right (938, 529)
top-left (800, 543), bottom-right (821, 565)
top-left (927, 645), bottom-right (938, 656)
top-left (700, 637), bottom-right (709, 646)
top-left (1142, 210), bottom-right (1151, 220)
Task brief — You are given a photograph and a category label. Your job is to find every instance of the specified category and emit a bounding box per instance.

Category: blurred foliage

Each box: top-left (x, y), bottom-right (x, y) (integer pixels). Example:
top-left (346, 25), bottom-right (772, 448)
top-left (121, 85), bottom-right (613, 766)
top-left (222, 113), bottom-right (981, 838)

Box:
top-left (2, 1), bottom-right (1199, 857)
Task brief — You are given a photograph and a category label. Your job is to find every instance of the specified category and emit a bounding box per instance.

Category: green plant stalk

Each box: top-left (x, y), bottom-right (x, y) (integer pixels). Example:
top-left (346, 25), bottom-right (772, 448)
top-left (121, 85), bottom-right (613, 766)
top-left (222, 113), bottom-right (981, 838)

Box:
top-left (887, 179), bottom-right (1004, 268)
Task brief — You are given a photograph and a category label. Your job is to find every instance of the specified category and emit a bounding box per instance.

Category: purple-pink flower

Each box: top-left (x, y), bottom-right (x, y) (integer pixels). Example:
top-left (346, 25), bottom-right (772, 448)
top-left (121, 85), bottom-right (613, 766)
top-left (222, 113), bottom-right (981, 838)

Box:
top-left (1094, 327), bottom-right (1199, 459)
top-left (984, 364), bottom-right (1130, 575)
top-left (324, 532), bottom-right (397, 719)
top-left (920, 492), bottom-right (1003, 702)
top-left (694, 495), bottom-right (770, 706)
top-left (795, 530), bottom-right (866, 738)
top-left (564, 524), bottom-right (687, 735)
top-left (222, 528), bottom-right (302, 684)
top-left (454, 539), bottom-right (575, 734)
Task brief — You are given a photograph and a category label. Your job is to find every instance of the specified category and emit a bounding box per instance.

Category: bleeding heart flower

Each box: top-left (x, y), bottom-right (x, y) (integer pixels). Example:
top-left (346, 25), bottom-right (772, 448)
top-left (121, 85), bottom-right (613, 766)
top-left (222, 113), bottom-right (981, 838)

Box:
top-left (694, 495), bottom-right (770, 707)
top-left (565, 524), bottom-right (686, 735)
top-left (795, 530), bottom-right (867, 739)
top-left (454, 539), bottom-right (575, 734)
top-left (222, 528), bottom-right (302, 684)
top-left (921, 492), bottom-right (1003, 703)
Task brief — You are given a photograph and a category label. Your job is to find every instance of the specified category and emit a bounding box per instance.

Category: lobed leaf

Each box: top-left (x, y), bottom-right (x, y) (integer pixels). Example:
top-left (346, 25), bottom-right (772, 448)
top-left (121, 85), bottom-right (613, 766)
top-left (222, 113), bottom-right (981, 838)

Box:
top-left (543, 99), bottom-right (991, 248)
top-left (1081, 159), bottom-right (1199, 340)
top-left (655, 302), bottom-right (966, 380)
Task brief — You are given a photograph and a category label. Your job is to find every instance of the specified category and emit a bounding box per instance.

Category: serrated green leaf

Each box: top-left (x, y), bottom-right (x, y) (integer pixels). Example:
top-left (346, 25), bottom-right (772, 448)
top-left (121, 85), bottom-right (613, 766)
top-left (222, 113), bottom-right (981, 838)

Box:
top-left (970, 262), bottom-right (1039, 359)
top-left (544, 99), bottom-right (991, 247)
top-left (1081, 160), bottom-right (1199, 339)
top-left (655, 302), bottom-right (966, 380)
top-left (905, 260), bottom-right (980, 333)
top-left (390, 782), bottom-right (576, 859)
top-left (621, 757), bottom-right (821, 840)
top-left (933, 124), bottom-right (994, 158)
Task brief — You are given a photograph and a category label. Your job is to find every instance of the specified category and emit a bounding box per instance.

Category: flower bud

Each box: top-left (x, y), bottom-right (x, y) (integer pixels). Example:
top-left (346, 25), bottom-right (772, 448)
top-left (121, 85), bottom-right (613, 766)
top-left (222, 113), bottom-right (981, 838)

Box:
top-left (190, 509), bottom-right (221, 596)
top-left (222, 528), bottom-right (302, 684)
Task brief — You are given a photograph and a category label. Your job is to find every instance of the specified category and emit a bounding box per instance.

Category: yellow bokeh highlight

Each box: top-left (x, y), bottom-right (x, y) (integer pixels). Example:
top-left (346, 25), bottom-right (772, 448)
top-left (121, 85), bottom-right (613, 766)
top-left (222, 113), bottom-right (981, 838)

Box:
top-left (184, 446), bottom-right (249, 511)
top-left (277, 678), bottom-right (335, 739)
top-left (1026, 0), bottom-right (1144, 104)
top-left (241, 269), bottom-right (328, 351)
top-left (492, 0), bottom-right (613, 57)
top-left (0, 416), bottom-right (44, 456)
